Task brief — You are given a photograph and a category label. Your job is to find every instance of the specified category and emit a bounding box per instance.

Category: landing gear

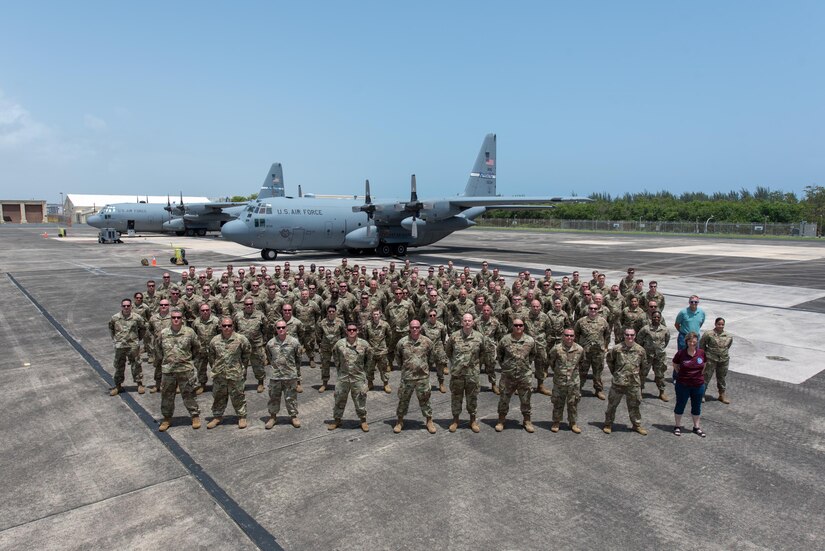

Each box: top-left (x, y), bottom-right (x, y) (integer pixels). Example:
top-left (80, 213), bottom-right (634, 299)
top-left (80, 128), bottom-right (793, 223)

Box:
top-left (175, 231), bottom-right (185, 237)
top-left (261, 249), bottom-right (278, 261)
top-left (185, 229), bottom-right (195, 237)
top-left (393, 243), bottom-right (407, 256)
top-left (377, 243), bottom-right (392, 257)
top-left (196, 228), bottom-right (207, 237)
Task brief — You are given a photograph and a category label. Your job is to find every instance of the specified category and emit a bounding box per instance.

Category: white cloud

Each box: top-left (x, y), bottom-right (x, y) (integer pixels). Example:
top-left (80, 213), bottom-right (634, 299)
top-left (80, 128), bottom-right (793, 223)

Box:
top-left (83, 113), bottom-right (107, 132)
top-left (0, 91), bottom-right (50, 147)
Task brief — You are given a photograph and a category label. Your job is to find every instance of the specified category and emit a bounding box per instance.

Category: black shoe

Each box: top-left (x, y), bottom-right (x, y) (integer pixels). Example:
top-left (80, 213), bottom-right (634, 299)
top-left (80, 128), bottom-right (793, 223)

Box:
top-left (692, 427), bottom-right (706, 438)
top-left (673, 426), bottom-right (682, 436)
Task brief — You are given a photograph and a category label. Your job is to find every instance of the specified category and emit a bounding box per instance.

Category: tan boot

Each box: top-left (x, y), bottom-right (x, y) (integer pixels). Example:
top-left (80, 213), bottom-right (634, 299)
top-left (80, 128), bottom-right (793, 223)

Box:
top-left (256, 382), bottom-right (264, 393)
top-left (443, 367), bottom-right (449, 375)
top-left (596, 390), bottom-right (606, 400)
top-left (383, 383), bottom-right (392, 394)
top-left (291, 417), bottom-right (301, 428)
top-left (438, 382), bottom-right (447, 394)
top-left (360, 419), bottom-right (369, 432)
top-left (659, 391), bottom-right (670, 402)
top-left (571, 424), bottom-right (582, 434)
top-left (158, 418), bottom-right (171, 432)
top-left (393, 417), bottom-right (404, 433)
top-left (494, 414), bottom-right (506, 432)
top-left (603, 423), bottom-right (612, 434)
top-left (425, 417), bottom-right (437, 434)
top-left (191, 416), bottom-right (201, 430)
top-left (719, 392), bottom-right (730, 404)
top-left (550, 422), bottom-right (560, 433)
top-left (109, 385), bottom-right (122, 396)
top-left (238, 418), bottom-right (247, 429)
top-left (469, 415), bottom-right (480, 433)
top-left (633, 425), bottom-right (648, 436)
top-left (536, 384), bottom-right (551, 396)
top-left (150, 385), bottom-right (159, 394)
top-left (195, 386), bottom-right (204, 395)
top-left (137, 384), bottom-right (146, 395)
top-left (265, 416), bottom-right (277, 430)
top-left (523, 416), bottom-right (535, 433)
top-left (327, 418), bottom-right (341, 430)
top-left (448, 416), bottom-right (459, 433)
top-left (207, 416), bottom-right (222, 429)
top-left (296, 383), bottom-right (303, 393)
top-left (492, 383), bottom-right (500, 395)
top-left (368, 380), bottom-right (374, 391)
top-left (318, 382), bottom-right (327, 393)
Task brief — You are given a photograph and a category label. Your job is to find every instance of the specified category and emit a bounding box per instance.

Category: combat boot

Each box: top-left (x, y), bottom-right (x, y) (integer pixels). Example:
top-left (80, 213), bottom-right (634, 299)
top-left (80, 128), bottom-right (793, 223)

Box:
top-left (550, 422), bottom-right (560, 433)
top-left (207, 416), bottom-right (222, 429)
top-left (659, 391), bottom-right (670, 402)
top-left (425, 417), bottom-right (437, 434)
top-left (109, 385), bottom-right (122, 396)
top-left (536, 384), bottom-right (551, 396)
top-left (158, 418), bottom-right (171, 432)
top-left (571, 424), bottom-right (582, 434)
top-left (596, 390), bottom-right (606, 400)
top-left (265, 416), bottom-right (277, 430)
top-left (150, 385), bottom-right (159, 394)
top-left (291, 417), bottom-right (301, 428)
top-left (327, 418), bottom-right (341, 430)
top-left (494, 414), bottom-right (506, 432)
top-left (603, 423), bottom-right (612, 434)
top-left (393, 417), bottom-right (404, 433)
top-left (318, 381), bottom-right (328, 393)
top-left (191, 416), bottom-right (201, 430)
top-left (469, 416), bottom-right (480, 433)
top-left (238, 418), bottom-right (247, 429)
top-left (438, 382), bottom-right (447, 394)
top-left (367, 380), bottom-right (374, 391)
top-left (360, 419), bottom-right (369, 432)
top-left (491, 383), bottom-right (500, 395)
top-left (633, 425), bottom-right (648, 436)
top-left (137, 384), bottom-right (146, 395)
top-left (257, 381), bottom-right (265, 393)
top-left (719, 392), bottom-right (730, 404)
top-left (195, 386), bottom-right (204, 395)
top-left (443, 367), bottom-right (449, 375)
top-left (383, 383), bottom-right (392, 394)
top-left (448, 416), bottom-right (460, 432)
top-left (523, 416), bottom-right (535, 433)
top-left (296, 383), bottom-right (303, 393)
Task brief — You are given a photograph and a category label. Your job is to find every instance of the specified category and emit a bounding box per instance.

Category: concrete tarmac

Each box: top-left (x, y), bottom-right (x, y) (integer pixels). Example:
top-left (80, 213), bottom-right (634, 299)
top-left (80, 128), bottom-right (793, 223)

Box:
top-left (1, 224), bottom-right (824, 550)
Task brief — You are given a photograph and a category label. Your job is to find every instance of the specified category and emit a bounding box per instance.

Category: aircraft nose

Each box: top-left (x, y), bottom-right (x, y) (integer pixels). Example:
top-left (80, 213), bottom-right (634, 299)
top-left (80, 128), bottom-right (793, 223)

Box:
top-left (221, 220), bottom-right (248, 243)
top-left (87, 215), bottom-right (102, 228)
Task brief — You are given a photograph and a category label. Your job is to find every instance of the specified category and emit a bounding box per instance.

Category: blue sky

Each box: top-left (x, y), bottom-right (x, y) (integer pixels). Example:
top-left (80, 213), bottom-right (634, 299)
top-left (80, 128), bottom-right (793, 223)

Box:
top-left (1, 1), bottom-right (822, 203)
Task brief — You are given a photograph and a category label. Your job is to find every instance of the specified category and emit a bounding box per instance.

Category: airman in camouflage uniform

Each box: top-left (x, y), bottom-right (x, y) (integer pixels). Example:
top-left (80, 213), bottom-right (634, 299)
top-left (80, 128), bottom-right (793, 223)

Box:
top-left (603, 329), bottom-right (649, 435)
top-left (108, 298), bottom-right (147, 395)
top-left (574, 305), bottom-right (611, 400)
top-left (636, 311), bottom-right (671, 401)
top-left (445, 313), bottom-right (491, 433)
top-left (603, 285), bottom-right (625, 344)
top-left (699, 317), bottom-right (734, 403)
top-left (264, 321), bottom-right (303, 429)
top-left (234, 298), bottom-right (267, 393)
top-left (206, 317), bottom-right (252, 429)
top-left (547, 330), bottom-right (585, 433)
top-left (318, 305), bottom-right (346, 392)
top-left (328, 324), bottom-right (373, 432)
top-left (156, 310), bottom-right (201, 431)
top-left (385, 290), bottom-right (416, 366)
top-left (524, 300), bottom-right (552, 395)
top-left (495, 319), bottom-right (538, 433)
top-left (191, 304), bottom-right (220, 393)
top-left (393, 321), bottom-right (437, 434)
top-left (148, 300), bottom-right (173, 392)
top-left (476, 304), bottom-right (502, 394)
top-left (293, 289), bottom-right (321, 369)
top-left (621, 296), bottom-right (647, 335)
top-left (364, 309), bottom-right (392, 393)
top-left (421, 310), bottom-right (449, 393)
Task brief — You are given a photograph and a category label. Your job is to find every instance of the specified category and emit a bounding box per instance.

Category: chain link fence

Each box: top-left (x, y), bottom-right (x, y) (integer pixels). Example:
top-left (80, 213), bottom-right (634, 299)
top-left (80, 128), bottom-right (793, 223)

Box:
top-left (476, 217), bottom-right (818, 237)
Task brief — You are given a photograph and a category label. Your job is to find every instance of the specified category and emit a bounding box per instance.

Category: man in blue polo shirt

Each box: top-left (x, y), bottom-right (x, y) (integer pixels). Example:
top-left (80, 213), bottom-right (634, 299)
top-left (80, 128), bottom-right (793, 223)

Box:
top-left (674, 295), bottom-right (706, 350)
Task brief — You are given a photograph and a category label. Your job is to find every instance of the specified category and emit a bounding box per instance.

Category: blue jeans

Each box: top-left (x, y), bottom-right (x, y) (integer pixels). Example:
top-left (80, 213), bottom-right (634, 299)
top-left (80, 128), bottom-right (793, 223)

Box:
top-left (674, 382), bottom-right (705, 416)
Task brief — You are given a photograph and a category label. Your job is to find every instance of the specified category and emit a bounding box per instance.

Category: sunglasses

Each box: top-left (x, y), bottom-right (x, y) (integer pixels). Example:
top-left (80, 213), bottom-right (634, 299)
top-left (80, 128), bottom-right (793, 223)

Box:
top-left (512, 323), bottom-right (524, 327)
top-left (275, 326), bottom-right (287, 330)
top-left (346, 328), bottom-right (358, 332)
top-left (690, 300), bottom-right (699, 304)
top-left (171, 316), bottom-right (183, 320)
top-left (221, 323), bottom-right (233, 327)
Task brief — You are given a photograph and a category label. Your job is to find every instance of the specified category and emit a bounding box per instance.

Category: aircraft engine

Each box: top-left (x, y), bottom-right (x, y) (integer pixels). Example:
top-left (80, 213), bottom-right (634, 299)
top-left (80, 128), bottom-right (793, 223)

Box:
top-left (400, 215), bottom-right (475, 232)
top-left (162, 218), bottom-right (186, 231)
top-left (343, 227), bottom-right (379, 248)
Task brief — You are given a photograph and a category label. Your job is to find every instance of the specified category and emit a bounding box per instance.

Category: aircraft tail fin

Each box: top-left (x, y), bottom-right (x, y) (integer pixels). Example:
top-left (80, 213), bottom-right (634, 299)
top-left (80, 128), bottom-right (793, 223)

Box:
top-left (258, 163), bottom-right (285, 199)
top-left (463, 133), bottom-right (496, 197)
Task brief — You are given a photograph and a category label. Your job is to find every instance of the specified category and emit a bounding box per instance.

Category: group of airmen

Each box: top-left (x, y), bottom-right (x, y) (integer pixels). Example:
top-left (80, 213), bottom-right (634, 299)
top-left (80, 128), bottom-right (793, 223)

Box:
top-left (108, 259), bottom-right (733, 434)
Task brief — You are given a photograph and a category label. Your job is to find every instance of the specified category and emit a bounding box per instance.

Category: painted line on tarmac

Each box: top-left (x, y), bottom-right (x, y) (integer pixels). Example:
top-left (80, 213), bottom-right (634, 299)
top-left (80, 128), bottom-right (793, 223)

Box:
top-left (6, 273), bottom-right (284, 551)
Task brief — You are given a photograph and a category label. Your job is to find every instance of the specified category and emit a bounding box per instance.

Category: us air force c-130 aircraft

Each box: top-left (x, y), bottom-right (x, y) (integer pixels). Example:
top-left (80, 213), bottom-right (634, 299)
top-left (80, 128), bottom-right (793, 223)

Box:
top-left (86, 164), bottom-right (286, 236)
top-left (221, 134), bottom-right (589, 259)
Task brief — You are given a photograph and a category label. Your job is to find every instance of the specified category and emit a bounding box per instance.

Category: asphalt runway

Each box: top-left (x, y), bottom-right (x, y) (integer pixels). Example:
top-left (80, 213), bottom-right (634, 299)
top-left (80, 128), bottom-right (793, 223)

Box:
top-left (1, 224), bottom-right (824, 550)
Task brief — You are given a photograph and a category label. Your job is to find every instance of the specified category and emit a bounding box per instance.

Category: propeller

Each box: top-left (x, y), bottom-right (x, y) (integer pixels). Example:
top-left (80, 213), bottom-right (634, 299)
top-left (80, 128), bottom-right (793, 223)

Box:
top-left (179, 191), bottom-right (185, 213)
top-left (298, 185), bottom-right (303, 198)
top-left (400, 175), bottom-right (423, 238)
top-left (352, 179), bottom-right (377, 236)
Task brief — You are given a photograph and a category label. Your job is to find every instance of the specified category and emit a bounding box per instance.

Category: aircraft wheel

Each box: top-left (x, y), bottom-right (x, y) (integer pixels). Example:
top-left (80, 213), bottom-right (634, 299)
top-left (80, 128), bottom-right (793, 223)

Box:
top-left (196, 229), bottom-right (207, 237)
top-left (175, 231), bottom-right (185, 236)
top-left (393, 243), bottom-right (407, 256)
top-left (185, 229), bottom-right (195, 237)
top-left (261, 249), bottom-right (278, 261)
top-left (377, 243), bottom-right (392, 257)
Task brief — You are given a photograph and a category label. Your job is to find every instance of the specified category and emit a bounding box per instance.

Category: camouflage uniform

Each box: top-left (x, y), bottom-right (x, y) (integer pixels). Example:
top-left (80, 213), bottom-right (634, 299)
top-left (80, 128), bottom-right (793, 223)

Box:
top-left (637, 322), bottom-right (671, 392)
top-left (385, 299), bottom-right (416, 364)
top-left (574, 315), bottom-right (611, 393)
top-left (421, 319), bottom-right (449, 386)
top-left (524, 310), bottom-right (552, 386)
top-left (293, 298), bottom-right (321, 367)
top-left (604, 342), bottom-right (649, 428)
top-left (476, 316), bottom-right (501, 388)
top-left (496, 333), bottom-right (537, 417)
top-left (208, 332), bottom-right (252, 418)
top-left (331, 337), bottom-right (373, 421)
top-left (318, 317), bottom-right (346, 383)
top-left (547, 308), bottom-right (572, 350)
top-left (395, 335), bottom-right (436, 418)
top-left (700, 330), bottom-right (733, 393)
top-left (191, 314), bottom-right (220, 387)
top-left (547, 342), bottom-right (585, 425)
top-left (148, 312), bottom-right (173, 388)
top-left (445, 329), bottom-right (491, 417)
top-left (156, 325), bottom-right (200, 419)
top-left (603, 293), bottom-right (626, 344)
top-left (234, 309), bottom-right (267, 385)
top-left (364, 319), bottom-right (391, 385)
top-left (621, 306), bottom-right (647, 335)
top-left (109, 311), bottom-right (146, 387)
top-left (266, 334), bottom-right (302, 418)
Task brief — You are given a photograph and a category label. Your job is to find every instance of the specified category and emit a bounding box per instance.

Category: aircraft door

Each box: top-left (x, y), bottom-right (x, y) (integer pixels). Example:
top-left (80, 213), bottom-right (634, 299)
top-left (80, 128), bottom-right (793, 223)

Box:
top-left (291, 228), bottom-right (305, 247)
top-left (325, 221), bottom-right (333, 238)
top-left (127, 220), bottom-right (135, 231)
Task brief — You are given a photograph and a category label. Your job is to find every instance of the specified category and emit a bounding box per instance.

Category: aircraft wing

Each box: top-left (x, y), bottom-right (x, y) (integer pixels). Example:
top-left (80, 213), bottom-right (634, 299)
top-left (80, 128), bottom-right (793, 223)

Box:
top-left (447, 196), bottom-right (590, 208)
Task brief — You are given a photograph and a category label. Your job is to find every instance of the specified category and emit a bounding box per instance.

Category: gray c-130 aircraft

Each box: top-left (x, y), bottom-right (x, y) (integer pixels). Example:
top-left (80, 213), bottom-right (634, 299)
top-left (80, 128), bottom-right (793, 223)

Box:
top-left (220, 134), bottom-right (590, 259)
top-left (86, 163), bottom-right (286, 236)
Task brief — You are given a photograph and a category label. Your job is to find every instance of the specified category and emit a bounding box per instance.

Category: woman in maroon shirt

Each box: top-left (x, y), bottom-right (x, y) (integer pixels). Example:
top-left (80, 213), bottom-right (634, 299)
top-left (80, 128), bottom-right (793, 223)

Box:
top-left (671, 332), bottom-right (707, 437)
